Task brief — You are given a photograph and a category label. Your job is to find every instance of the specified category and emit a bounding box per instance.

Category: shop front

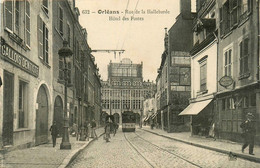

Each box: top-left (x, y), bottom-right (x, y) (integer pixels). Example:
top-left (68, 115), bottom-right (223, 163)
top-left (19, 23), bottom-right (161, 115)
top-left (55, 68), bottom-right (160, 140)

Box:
top-left (179, 99), bottom-right (215, 136)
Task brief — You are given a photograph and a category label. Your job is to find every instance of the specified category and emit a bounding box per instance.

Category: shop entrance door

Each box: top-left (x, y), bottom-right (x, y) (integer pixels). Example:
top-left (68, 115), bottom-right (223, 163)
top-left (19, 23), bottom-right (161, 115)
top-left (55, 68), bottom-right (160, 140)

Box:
top-left (2, 71), bottom-right (14, 146)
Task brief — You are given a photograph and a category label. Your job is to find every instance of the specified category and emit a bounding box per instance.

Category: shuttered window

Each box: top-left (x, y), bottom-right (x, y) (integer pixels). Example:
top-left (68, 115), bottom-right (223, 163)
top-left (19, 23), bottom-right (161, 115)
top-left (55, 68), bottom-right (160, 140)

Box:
top-left (239, 38), bottom-right (249, 75)
top-left (4, 0), bottom-right (13, 31)
top-left (38, 16), bottom-right (49, 64)
top-left (25, 0), bottom-right (30, 46)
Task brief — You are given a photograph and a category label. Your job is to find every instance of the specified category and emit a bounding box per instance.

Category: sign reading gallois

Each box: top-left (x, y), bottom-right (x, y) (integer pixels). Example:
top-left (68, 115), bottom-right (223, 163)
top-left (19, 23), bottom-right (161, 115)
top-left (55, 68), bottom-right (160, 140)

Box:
top-left (0, 39), bottom-right (39, 77)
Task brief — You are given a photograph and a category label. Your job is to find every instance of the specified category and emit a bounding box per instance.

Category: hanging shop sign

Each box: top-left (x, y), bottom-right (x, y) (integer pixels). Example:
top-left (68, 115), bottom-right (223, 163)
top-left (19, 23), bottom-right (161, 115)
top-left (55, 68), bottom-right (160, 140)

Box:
top-left (0, 38), bottom-right (39, 77)
top-left (219, 75), bottom-right (233, 87)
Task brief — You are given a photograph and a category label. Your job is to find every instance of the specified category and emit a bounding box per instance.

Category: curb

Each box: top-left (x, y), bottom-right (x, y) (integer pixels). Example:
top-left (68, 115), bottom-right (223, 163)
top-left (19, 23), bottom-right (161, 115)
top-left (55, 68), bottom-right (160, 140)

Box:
top-left (58, 132), bottom-right (104, 168)
top-left (142, 129), bottom-right (260, 163)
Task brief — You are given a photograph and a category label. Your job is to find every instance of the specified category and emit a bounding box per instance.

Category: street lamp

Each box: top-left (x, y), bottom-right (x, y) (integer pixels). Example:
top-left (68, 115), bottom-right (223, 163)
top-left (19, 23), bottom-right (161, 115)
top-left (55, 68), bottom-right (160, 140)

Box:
top-left (59, 41), bottom-right (72, 149)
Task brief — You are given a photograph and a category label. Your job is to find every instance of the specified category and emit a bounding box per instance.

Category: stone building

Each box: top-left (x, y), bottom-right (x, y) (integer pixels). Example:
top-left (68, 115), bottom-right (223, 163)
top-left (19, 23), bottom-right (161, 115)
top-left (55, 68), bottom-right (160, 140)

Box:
top-left (179, 0), bottom-right (218, 136)
top-left (214, 0), bottom-right (260, 144)
top-left (0, 0), bottom-right (102, 149)
top-left (0, 0), bottom-right (53, 147)
top-left (156, 0), bottom-right (195, 132)
top-left (101, 58), bottom-right (155, 124)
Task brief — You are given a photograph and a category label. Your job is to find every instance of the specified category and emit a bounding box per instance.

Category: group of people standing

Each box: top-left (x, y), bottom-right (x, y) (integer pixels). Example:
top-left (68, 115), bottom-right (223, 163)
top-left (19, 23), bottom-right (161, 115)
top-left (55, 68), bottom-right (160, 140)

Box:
top-left (49, 119), bottom-right (98, 147)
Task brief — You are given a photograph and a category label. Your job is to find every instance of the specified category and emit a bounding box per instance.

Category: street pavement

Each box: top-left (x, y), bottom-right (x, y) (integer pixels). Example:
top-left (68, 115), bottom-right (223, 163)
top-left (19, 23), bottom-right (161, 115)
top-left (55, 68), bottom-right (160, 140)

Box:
top-left (141, 126), bottom-right (260, 163)
top-left (0, 128), bottom-right (104, 168)
top-left (68, 127), bottom-right (260, 168)
top-left (1, 126), bottom-right (260, 168)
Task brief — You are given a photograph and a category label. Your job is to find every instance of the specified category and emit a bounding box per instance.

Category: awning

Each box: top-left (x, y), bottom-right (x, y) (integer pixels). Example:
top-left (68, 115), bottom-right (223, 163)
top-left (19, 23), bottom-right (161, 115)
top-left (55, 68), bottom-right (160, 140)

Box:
top-left (179, 99), bottom-right (212, 116)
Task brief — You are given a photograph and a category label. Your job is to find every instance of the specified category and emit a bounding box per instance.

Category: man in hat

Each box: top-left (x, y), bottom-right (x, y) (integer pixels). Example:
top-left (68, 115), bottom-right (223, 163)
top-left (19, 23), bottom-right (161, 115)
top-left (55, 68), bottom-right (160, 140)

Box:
top-left (50, 121), bottom-right (58, 147)
top-left (240, 112), bottom-right (256, 155)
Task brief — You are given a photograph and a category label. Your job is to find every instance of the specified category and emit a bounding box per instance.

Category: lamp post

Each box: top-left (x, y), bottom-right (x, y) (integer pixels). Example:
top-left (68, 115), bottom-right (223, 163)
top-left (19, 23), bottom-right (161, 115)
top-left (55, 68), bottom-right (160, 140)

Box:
top-left (59, 41), bottom-right (72, 149)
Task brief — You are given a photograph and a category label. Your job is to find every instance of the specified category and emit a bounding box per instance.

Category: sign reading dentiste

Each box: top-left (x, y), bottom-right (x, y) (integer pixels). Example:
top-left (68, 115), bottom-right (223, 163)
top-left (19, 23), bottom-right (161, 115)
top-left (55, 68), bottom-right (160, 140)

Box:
top-left (0, 38), bottom-right (39, 77)
top-left (219, 76), bottom-right (234, 88)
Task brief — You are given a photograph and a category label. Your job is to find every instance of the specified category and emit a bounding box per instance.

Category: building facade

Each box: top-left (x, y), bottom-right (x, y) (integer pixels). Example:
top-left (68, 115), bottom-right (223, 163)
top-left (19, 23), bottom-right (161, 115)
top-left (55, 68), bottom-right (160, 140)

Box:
top-left (179, 0), bottom-right (218, 136)
top-left (0, 0), bottom-right (102, 149)
top-left (215, 0), bottom-right (260, 144)
top-left (156, 0), bottom-right (194, 133)
top-left (101, 58), bottom-right (155, 124)
top-left (0, 0), bottom-right (53, 147)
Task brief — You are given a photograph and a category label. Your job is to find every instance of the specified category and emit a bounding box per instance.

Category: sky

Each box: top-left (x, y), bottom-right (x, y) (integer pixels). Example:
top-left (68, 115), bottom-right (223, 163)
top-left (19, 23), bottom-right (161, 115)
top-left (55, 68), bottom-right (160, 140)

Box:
top-left (76, 0), bottom-right (196, 82)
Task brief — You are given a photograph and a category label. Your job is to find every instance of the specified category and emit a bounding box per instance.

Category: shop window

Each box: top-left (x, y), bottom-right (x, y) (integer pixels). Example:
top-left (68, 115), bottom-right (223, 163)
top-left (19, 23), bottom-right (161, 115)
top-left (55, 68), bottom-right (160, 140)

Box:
top-left (250, 93), bottom-right (256, 107)
top-left (18, 80), bottom-right (28, 128)
top-left (224, 49), bottom-right (232, 77)
top-left (222, 99), bottom-right (226, 110)
top-left (239, 38), bottom-right (249, 76)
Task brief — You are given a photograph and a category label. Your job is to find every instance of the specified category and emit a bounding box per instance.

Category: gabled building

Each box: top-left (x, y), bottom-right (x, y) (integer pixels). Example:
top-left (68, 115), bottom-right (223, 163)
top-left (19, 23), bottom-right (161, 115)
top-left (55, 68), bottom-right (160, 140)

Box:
top-left (179, 0), bottom-right (218, 137)
top-left (157, 0), bottom-right (195, 132)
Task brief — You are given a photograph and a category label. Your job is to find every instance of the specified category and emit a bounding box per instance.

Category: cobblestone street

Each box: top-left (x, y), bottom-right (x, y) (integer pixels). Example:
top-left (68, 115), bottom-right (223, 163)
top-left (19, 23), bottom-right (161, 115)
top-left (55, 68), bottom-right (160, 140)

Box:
top-left (68, 128), bottom-right (260, 168)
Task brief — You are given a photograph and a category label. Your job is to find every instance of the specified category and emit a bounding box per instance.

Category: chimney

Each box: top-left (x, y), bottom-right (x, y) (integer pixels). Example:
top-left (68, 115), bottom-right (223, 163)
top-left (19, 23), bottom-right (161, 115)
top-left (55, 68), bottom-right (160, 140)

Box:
top-left (180, 0), bottom-right (191, 19)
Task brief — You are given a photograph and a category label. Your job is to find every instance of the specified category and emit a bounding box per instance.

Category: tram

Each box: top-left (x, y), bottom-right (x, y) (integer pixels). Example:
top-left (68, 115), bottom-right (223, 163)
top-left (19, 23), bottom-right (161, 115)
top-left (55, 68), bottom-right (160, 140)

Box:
top-left (122, 111), bottom-right (136, 132)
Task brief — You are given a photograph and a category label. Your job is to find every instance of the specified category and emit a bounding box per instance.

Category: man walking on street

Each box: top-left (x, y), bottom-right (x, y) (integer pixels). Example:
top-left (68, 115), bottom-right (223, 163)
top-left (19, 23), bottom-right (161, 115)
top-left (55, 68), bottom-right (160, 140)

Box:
top-left (240, 112), bottom-right (256, 155)
top-left (50, 121), bottom-right (58, 147)
top-left (91, 119), bottom-right (98, 140)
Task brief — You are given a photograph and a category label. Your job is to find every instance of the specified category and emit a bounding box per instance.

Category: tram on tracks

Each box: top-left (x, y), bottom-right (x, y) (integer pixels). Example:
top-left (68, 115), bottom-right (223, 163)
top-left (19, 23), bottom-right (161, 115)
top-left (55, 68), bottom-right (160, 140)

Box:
top-left (122, 111), bottom-right (136, 132)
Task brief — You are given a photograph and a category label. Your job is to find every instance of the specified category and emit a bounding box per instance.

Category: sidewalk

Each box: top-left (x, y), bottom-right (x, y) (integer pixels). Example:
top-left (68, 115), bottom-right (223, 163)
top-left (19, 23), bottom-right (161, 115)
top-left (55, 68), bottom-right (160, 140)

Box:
top-left (141, 126), bottom-right (260, 163)
top-left (0, 127), bottom-right (104, 168)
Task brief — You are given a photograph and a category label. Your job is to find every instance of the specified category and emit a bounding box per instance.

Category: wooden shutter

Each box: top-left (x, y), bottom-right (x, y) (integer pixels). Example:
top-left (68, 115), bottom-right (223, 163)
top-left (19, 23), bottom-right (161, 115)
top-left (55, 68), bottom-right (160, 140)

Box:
top-left (38, 15), bottom-right (43, 59)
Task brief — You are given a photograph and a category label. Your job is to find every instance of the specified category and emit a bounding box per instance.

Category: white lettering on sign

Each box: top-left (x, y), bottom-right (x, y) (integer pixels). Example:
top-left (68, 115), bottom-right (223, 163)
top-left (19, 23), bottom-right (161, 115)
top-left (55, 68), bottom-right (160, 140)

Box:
top-left (1, 41), bottom-right (39, 77)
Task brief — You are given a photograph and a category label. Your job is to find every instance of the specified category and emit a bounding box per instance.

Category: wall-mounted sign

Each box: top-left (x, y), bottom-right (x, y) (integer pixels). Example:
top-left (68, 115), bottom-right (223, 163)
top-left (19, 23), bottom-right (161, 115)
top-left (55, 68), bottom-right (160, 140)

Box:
top-left (219, 76), bottom-right (233, 87)
top-left (1, 38), bottom-right (39, 77)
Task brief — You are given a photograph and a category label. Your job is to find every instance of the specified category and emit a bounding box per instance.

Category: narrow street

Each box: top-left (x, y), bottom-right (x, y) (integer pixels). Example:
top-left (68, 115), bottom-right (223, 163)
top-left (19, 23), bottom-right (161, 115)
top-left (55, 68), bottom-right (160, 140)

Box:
top-left (68, 128), bottom-right (260, 168)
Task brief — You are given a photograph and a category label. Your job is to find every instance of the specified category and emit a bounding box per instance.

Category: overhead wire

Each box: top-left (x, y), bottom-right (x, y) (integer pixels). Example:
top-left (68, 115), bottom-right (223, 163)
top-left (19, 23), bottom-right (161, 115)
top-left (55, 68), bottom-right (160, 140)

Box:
top-left (121, 0), bottom-right (140, 50)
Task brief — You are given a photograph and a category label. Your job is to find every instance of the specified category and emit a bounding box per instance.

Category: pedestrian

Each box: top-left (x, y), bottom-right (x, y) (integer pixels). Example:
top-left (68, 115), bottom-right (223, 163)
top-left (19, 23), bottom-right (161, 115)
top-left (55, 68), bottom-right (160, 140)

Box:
top-left (240, 112), bottom-right (256, 155)
top-left (104, 121), bottom-right (111, 142)
top-left (72, 123), bottom-right (79, 140)
top-left (50, 121), bottom-right (58, 147)
top-left (91, 119), bottom-right (98, 140)
top-left (113, 122), bottom-right (119, 136)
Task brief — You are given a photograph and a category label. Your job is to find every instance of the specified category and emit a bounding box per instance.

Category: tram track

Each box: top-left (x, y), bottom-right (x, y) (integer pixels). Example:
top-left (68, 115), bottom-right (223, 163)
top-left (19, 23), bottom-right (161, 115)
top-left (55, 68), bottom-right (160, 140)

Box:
top-left (124, 132), bottom-right (155, 168)
top-left (124, 132), bottom-right (203, 168)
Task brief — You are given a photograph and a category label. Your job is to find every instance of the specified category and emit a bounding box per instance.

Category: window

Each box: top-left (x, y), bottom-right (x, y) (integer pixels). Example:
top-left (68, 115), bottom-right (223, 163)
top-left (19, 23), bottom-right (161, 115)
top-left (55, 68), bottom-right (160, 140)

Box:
top-left (18, 80), bottom-right (28, 128)
top-left (239, 38), bottom-right (249, 75)
top-left (38, 16), bottom-right (49, 64)
top-left (15, 0), bottom-right (20, 34)
top-left (250, 93), bottom-right (256, 106)
top-left (224, 49), bottom-right (232, 76)
top-left (4, 0), bottom-right (13, 32)
top-left (199, 60), bottom-right (207, 92)
top-left (25, 0), bottom-right (30, 46)
top-left (67, 24), bottom-right (71, 46)
top-left (42, 0), bottom-right (48, 14)
top-left (230, 0), bottom-right (238, 26)
top-left (243, 95), bottom-right (249, 108)
top-left (58, 6), bottom-right (63, 36)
